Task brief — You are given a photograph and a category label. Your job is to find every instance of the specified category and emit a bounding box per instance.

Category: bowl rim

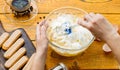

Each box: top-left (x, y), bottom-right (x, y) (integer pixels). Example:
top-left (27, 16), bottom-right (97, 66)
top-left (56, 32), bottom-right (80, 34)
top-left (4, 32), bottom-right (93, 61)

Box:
top-left (45, 7), bottom-right (95, 51)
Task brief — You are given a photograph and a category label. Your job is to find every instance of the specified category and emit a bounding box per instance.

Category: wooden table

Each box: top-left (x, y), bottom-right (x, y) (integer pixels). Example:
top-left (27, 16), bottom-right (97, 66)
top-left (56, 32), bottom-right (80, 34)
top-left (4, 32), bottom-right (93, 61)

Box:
top-left (0, 0), bottom-right (120, 69)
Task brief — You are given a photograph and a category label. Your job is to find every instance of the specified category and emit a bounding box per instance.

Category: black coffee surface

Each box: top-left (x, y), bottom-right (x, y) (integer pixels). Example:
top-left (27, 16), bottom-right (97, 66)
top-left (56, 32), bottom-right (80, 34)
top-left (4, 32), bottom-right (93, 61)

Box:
top-left (12, 0), bottom-right (29, 9)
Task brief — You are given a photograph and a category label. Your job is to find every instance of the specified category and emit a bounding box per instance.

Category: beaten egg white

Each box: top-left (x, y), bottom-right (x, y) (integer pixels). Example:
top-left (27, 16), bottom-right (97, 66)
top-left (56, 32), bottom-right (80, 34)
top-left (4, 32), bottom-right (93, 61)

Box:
top-left (47, 14), bottom-right (94, 50)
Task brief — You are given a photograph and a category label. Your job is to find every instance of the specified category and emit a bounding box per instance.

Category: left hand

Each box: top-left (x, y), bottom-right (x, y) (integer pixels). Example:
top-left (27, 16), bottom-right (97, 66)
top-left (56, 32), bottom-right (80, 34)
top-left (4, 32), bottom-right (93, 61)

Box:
top-left (36, 20), bottom-right (48, 53)
top-left (31, 20), bottom-right (48, 70)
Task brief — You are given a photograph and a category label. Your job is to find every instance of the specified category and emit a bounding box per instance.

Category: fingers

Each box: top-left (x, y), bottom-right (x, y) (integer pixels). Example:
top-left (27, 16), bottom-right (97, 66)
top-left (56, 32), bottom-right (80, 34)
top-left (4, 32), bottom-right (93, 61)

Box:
top-left (89, 12), bottom-right (96, 18)
top-left (96, 13), bottom-right (104, 18)
top-left (40, 20), bottom-right (48, 38)
top-left (36, 22), bottom-right (41, 41)
top-left (36, 20), bottom-right (48, 39)
top-left (39, 20), bottom-right (48, 30)
top-left (40, 20), bottom-right (46, 26)
top-left (84, 13), bottom-right (98, 23)
top-left (78, 18), bottom-right (91, 29)
top-left (84, 13), bottom-right (93, 22)
top-left (41, 25), bottom-right (47, 38)
top-left (78, 13), bottom-right (104, 30)
top-left (43, 20), bottom-right (48, 32)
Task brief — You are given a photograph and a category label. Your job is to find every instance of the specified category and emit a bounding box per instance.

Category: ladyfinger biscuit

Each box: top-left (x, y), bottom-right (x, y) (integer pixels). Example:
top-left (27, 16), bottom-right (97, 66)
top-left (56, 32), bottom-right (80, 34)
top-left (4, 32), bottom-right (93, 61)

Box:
top-left (22, 53), bottom-right (35, 70)
top-left (4, 47), bottom-right (26, 68)
top-left (4, 38), bottom-right (24, 59)
top-left (2, 30), bottom-right (22, 50)
top-left (0, 32), bottom-right (9, 48)
top-left (9, 56), bottom-right (28, 70)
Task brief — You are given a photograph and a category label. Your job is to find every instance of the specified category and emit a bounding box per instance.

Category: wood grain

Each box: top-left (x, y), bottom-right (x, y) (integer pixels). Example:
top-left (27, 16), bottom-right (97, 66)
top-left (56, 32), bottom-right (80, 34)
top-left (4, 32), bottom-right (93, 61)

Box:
top-left (0, 14), bottom-right (119, 69)
top-left (0, 0), bottom-right (120, 13)
top-left (0, 0), bottom-right (120, 69)
top-left (32, 41), bottom-right (119, 69)
top-left (0, 14), bottom-right (120, 40)
top-left (31, 14), bottom-right (120, 69)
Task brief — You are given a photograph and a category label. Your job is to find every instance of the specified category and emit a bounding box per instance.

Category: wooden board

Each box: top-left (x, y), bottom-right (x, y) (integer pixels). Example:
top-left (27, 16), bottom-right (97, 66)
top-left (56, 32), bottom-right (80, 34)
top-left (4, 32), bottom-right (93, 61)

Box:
top-left (0, 11), bottom-right (119, 70)
top-left (31, 41), bottom-right (118, 69)
top-left (0, 14), bottom-right (120, 40)
top-left (31, 14), bottom-right (120, 69)
top-left (0, 0), bottom-right (119, 69)
top-left (0, 13), bottom-right (48, 40)
top-left (46, 45), bottom-right (119, 69)
top-left (0, 21), bottom-right (36, 70)
top-left (0, 0), bottom-right (120, 13)
top-left (31, 40), bottom-right (119, 69)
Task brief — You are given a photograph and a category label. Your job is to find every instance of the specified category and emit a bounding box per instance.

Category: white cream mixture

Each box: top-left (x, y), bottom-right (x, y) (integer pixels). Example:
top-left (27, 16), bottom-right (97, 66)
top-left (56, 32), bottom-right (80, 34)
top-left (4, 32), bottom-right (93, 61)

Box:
top-left (47, 14), bottom-right (94, 50)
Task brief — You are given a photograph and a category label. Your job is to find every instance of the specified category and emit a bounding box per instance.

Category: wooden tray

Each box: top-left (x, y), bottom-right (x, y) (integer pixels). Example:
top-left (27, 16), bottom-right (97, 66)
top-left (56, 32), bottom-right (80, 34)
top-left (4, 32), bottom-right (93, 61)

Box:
top-left (0, 21), bottom-right (36, 70)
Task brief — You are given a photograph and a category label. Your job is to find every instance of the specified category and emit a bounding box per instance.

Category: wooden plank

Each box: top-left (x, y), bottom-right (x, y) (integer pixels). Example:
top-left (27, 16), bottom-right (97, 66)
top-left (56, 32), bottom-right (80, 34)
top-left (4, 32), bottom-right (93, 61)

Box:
top-left (30, 14), bottom-right (120, 69)
top-left (0, 14), bottom-right (48, 40)
top-left (0, 0), bottom-right (120, 13)
top-left (0, 14), bottom-right (120, 41)
top-left (32, 40), bottom-right (119, 69)
top-left (0, 0), bottom-right (119, 69)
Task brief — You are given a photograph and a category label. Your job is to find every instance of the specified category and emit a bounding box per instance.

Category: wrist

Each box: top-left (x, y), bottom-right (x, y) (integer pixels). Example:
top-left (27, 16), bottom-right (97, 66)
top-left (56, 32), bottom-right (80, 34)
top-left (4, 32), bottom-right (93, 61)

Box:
top-left (36, 44), bottom-right (48, 52)
top-left (105, 32), bottom-right (120, 43)
top-left (34, 52), bottom-right (47, 60)
top-left (35, 47), bottom-right (48, 58)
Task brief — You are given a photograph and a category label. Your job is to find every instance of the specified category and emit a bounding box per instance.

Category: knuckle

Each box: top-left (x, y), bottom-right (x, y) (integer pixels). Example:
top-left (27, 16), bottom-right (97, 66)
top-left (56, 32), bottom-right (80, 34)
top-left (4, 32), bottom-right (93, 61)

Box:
top-left (91, 20), bottom-right (96, 24)
top-left (84, 15), bottom-right (87, 18)
top-left (97, 14), bottom-right (104, 20)
top-left (88, 27), bottom-right (92, 31)
top-left (88, 25), bottom-right (93, 30)
top-left (99, 16), bottom-right (104, 20)
top-left (89, 12), bottom-right (94, 15)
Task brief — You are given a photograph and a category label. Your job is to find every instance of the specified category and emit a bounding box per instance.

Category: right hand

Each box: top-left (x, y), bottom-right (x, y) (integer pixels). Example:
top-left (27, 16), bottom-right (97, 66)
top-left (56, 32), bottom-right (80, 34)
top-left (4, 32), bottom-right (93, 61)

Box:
top-left (78, 13), bottom-right (118, 42)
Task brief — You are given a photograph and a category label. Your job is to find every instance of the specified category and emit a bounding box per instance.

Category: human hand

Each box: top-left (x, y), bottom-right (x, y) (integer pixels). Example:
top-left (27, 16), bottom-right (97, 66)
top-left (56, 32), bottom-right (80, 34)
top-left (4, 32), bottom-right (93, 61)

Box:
top-left (78, 13), bottom-right (118, 42)
top-left (31, 20), bottom-right (48, 70)
top-left (36, 20), bottom-right (48, 53)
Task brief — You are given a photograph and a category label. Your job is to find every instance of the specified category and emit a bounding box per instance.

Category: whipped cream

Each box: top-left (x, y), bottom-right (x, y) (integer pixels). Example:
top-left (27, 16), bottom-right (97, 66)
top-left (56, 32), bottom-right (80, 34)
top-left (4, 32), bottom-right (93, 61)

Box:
top-left (47, 14), bottom-right (94, 50)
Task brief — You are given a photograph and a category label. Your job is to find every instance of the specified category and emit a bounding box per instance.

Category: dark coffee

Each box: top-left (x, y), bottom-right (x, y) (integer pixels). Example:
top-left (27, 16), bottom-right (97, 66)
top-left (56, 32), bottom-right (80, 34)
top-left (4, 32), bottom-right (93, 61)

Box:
top-left (12, 0), bottom-right (29, 9)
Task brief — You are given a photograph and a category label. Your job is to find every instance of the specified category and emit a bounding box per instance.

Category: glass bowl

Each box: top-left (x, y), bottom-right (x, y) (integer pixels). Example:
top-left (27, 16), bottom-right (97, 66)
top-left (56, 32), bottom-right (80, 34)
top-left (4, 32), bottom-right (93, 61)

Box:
top-left (46, 7), bottom-right (95, 57)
